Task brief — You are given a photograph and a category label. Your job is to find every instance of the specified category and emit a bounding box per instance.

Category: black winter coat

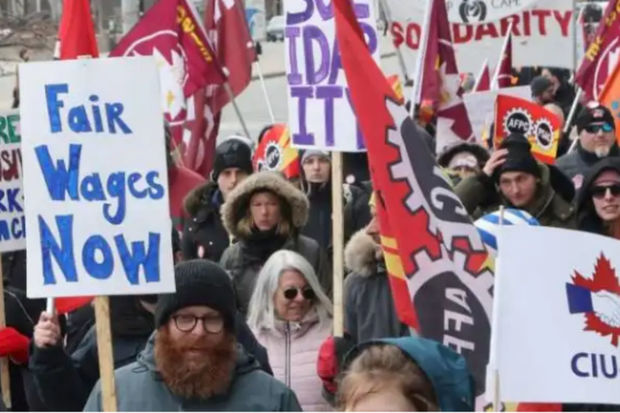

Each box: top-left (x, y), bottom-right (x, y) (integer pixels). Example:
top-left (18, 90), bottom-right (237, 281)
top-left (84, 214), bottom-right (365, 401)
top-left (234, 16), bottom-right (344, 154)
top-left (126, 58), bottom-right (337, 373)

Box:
top-left (182, 182), bottom-right (230, 262)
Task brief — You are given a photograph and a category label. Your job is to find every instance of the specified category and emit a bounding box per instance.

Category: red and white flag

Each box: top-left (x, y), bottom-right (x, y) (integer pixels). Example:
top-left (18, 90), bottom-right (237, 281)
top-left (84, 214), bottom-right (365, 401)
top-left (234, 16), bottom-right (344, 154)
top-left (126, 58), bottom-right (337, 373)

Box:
top-left (335, 0), bottom-right (492, 407)
top-left (55, 0), bottom-right (99, 59)
top-left (110, 0), bottom-right (226, 175)
top-left (575, 0), bottom-right (620, 101)
top-left (414, 0), bottom-right (475, 153)
top-left (474, 60), bottom-right (491, 92)
top-left (493, 25), bottom-right (513, 89)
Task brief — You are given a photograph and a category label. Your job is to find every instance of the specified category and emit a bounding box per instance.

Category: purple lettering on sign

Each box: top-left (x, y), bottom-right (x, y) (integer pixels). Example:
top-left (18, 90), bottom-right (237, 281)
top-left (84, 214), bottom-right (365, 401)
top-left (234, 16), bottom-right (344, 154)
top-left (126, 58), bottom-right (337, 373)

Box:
top-left (353, 2), bottom-right (369, 19)
top-left (315, 0), bottom-right (333, 20)
top-left (328, 39), bottom-right (341, 85)
top-left (345, 88), bottom-right (366, 150)
top-left (303, 25), bottom-right (330, 85)
top-left (287, 0), bottom-right (314, 25)
top-left (286, 27), bottom-right (302, 85)
top-left (360, 22), bottom-right (378, 56)
top-left (316, 86), bottom-right (343, 147)
top-left (291, 86), bottom-right (315, 145)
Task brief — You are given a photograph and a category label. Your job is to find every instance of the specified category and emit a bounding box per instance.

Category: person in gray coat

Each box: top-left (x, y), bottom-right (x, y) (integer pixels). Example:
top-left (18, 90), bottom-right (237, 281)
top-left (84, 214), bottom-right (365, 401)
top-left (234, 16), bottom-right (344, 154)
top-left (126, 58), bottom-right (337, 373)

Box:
top-left (220, 171), bottom-right (331, 315)
top-left (84, 260), bottom-right (300, 412)
top-left (343, 196), bottom-right (409, 343)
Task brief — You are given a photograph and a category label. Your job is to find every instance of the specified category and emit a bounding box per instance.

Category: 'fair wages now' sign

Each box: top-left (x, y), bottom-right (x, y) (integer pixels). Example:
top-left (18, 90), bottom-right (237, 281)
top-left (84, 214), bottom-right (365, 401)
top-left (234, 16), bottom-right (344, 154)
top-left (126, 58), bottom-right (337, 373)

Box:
top-left (20, 57), bottom-right (175, 298)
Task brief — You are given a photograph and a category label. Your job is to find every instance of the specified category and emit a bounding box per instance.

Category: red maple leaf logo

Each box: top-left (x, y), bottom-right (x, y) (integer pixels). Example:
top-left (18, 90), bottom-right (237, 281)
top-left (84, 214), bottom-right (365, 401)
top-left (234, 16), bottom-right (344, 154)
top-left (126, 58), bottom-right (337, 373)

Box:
top-left (572, 253), bottom-right (620, 346)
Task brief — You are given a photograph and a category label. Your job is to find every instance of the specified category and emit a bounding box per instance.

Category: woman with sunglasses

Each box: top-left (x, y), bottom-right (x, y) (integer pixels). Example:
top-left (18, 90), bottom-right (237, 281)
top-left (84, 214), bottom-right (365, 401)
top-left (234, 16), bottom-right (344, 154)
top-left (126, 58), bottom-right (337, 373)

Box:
top-left (577, 158), bottom-right (620, 238)
top-left (247, 250), bottom-right (333, 411)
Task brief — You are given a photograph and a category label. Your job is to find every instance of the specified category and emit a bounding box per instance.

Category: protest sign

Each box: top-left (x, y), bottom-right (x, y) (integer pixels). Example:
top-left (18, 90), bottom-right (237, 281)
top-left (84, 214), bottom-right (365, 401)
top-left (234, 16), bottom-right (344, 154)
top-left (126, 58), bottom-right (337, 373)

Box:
top-left (386, 0), bottom-right (574, 75)
top-left (446, 0), bottom-right (539, 24)
top-left (494, 95), bottom-right (561, 164)
top-left (253, 124), bottom-right (300, 179)
top-left (285, 0), bottom-right (379, 152)
top-left (0, 110), bottom-right (25, 253)
top-left (463, 86), bottom-right (530, 142)
top-left (19, 57), bottom-right (175, 298)
top-left (494, 226), bottom-right (620, 404)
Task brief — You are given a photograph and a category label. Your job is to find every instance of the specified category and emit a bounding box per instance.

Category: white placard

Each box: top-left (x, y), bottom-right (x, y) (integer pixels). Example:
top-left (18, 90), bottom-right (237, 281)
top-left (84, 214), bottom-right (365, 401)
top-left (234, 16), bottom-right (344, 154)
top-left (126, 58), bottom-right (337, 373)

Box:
top-left (463, 86), bottom-right (531, 143)
top-left (20, 57), bottom-right (175, 298)
top-left (386, 0), bottom-right (574, 75)
top-left (285, 0), bottom-right (378, 152)
top-left (494, 226), bottom-right (620, 404)
top-left (0, 110), bottom-right (25, 253)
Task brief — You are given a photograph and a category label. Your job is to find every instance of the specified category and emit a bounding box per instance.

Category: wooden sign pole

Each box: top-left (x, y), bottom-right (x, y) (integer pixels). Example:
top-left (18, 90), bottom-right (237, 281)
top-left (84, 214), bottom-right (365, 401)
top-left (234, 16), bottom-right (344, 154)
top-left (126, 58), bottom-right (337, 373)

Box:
top-left (331, 152), bottom-right (345, 338)
top-left (0, 254), bottom-right (11, 409)
top-left (94, 296), bottom-right (117, 412)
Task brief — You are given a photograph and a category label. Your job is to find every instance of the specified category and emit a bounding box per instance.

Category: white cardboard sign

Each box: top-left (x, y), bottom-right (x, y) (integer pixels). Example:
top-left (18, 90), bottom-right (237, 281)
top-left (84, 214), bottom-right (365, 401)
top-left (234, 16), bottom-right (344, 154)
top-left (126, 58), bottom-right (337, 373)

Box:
top-left (494, 226), bottom-right (620, 404)
top-left (20, 57), bottom-right (175, 298)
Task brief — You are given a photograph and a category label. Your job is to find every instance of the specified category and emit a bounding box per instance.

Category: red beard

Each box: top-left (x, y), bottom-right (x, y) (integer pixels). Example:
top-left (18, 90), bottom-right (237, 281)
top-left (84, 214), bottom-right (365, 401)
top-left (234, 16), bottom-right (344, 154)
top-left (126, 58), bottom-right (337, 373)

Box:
top-left (154, 327), bottom-right (237, 399)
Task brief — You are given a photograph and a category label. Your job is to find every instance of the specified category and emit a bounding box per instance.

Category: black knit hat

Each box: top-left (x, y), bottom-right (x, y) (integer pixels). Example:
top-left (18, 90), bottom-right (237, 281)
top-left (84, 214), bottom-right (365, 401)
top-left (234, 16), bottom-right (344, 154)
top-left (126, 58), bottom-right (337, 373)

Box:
top-left (155, 260), bottom-right (236, 331)
top-left (530, 76), bottom-right (553, 97)
top-left (576, 102), bottom-right (615, 134)
top-left (494, 133), bottom-right (540, 182)
top-left (212, 137), bottom-right (253, 181)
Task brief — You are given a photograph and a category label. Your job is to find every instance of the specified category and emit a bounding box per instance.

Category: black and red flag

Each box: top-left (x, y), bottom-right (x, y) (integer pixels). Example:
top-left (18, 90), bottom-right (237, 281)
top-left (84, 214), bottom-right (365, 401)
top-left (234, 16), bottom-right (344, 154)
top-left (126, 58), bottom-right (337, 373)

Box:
top-left (334, 0), bottom-right (493, 407)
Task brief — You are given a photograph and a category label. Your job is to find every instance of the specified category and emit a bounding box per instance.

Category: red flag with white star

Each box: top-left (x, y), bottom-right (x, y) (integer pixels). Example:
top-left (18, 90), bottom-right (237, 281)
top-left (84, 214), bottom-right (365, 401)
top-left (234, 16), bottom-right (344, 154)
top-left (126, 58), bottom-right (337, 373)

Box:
top-left (414, 0), bottom-right (475, 153)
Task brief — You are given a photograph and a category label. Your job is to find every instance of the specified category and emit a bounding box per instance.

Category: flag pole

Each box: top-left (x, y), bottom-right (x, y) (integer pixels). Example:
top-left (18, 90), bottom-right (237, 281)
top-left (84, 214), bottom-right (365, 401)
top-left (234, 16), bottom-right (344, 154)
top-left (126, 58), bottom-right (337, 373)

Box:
top-left (491, 21), bottom-right (514, 90)
top-left (491, 205), bottom-right (506, 412)
top-left (378, 0), bottom-right (411, 84)
top-left (473, 58), bottom-right (489, 92)
top-left (410, 0), bottom-right (432, 118)
top-left (332, 151), bottom-right (345, 338)
top-left (254, 59), bottom-right (276, 124)
top-left (223, 82), bottom-right (252, 139)
top-left (564, 88), bottom-right (583, 135)
top-left (0, 256), bottom-right (12, 410)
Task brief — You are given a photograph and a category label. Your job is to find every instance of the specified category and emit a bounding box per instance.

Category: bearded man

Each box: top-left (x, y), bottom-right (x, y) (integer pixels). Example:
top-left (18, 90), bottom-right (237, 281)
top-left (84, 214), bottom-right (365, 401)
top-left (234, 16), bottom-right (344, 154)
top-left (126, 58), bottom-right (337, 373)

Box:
top-left (84, 260), bottom-right (300, 411)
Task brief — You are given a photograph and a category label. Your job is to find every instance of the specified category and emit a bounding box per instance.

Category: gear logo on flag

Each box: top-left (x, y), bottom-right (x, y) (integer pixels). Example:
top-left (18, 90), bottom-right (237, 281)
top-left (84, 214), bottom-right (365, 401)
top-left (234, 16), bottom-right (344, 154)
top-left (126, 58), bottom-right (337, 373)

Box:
top-left (503, 107), bottom-right (532, 136)
top-left (566, 254), bottom-right (620, 346)
top-left (533, 118), bottom-right (554, 150)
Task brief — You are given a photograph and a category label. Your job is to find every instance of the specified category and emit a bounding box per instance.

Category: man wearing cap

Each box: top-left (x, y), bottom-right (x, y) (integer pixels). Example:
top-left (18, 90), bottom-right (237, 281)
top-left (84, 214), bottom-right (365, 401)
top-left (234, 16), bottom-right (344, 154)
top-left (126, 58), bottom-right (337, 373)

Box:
top-left (556, 103), bottom-right (619, 190)
top-left (182, 136), bottom-right (254, 262)
top-left (84, 260), bottom-right (301, 411)
top-left (455, 133), bottom-right (575, 228)
top-left (299, 149), bottom-right (332, 250)
top-left (531, 75), bottom-right (556, 106)
top-left (437, 142), bottom-right (490, 186)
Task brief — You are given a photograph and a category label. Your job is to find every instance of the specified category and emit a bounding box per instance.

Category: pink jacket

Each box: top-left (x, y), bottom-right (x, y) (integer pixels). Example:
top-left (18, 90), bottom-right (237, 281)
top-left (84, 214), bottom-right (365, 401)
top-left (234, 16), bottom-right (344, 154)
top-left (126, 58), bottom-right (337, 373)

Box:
top-left (253, 313), bottom-right (332, 411)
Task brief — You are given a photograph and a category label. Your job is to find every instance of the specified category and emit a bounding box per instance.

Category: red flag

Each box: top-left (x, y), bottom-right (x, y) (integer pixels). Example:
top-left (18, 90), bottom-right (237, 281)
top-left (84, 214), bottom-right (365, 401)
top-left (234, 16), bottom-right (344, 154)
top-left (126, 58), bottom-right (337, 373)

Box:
top-left (474, 60), bottom-right (491, 92)
top-left (415, 0), bottom-right (474, 152)
top-left (110, 0), bottom-right (226, 177)
top-left (204, 0), bottom-right (256, 112)
top-left (335, 0), bottom-right (492, 406)
top-left (168, 165), bottom-right (206, 230)
top-left (493, 26), bottom-right (513, 89)
top-left (575, 0), bottom-right (620, 101)
top-left (181, 0), bottom-right (257, 177)
top-left (56, 0), bottom-right (99, 59)
top-left (55, 297), bottom-right (93, 315)
top-left (494, 95), bottom-right (562, 164)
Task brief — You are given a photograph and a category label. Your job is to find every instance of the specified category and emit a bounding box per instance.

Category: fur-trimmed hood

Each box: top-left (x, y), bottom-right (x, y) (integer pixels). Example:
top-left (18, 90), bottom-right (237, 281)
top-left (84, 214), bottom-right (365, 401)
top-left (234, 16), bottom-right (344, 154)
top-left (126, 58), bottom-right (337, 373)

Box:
top-left (221, 171), bottom-right (309, 240)
top-left (183, 181), bottom-right (219, 217)
top-left (344, 229), bottom-right (381, 277)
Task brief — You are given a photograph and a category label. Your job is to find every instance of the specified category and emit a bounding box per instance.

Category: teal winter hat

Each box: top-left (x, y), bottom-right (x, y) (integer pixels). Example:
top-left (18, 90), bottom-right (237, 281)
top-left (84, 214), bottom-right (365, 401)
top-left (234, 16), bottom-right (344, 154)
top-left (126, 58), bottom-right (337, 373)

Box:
top-left (344, 336), bottom-right (475, 411)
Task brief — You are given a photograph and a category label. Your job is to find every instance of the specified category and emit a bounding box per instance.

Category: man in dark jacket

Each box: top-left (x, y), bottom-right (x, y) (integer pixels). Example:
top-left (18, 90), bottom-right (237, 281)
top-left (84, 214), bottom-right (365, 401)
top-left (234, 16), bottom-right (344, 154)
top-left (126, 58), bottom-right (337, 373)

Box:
top-left (84, 260), bottom-right (299, 411)
top-left (300, 149), bottom-right (332, 250)
top-left (343, 195), bottom-right (409, 343)
top-left (455, 133), bottom-right (576, 228)
top-left (182, 136), bottom-right (253, 262)
top-left (556, 103), bottom-right (619, 190)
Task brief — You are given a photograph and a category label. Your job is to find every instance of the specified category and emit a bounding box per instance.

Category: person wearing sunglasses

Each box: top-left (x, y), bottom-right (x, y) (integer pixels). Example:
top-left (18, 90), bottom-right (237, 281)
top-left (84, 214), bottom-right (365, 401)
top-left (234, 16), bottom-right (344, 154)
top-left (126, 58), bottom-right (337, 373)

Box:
top-left (247, 250), bottom-right (333, 411)
top-left (556, 102), bottom-right (619, 190)
top-left (577, 158), bottom-right (620, 238)
top-left (84, 260), bottom-right (301, 411)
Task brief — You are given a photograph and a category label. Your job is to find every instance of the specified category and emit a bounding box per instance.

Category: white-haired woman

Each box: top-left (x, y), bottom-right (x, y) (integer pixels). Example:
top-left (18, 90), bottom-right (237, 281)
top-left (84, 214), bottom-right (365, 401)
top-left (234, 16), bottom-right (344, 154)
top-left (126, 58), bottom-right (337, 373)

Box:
top-left (247, 250), bottom-right (333, 411)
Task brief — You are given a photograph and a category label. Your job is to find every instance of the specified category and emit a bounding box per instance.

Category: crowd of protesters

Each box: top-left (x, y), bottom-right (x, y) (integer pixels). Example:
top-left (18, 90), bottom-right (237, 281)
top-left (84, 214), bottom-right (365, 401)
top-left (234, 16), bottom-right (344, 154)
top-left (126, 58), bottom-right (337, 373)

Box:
top-left (1, 61), bottom-right (620, 413)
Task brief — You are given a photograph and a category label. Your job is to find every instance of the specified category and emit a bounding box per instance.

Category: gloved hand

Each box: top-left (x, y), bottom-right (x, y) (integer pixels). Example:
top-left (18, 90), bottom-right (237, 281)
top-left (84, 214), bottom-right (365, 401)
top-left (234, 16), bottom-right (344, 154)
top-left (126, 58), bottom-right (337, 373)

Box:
top-left (0, 327), bottom-right (30, 364)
